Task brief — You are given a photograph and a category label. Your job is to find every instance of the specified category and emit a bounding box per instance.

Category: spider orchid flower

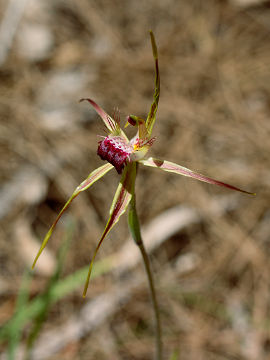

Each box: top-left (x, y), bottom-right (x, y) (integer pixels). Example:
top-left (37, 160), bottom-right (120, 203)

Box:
top-left (32, 32), bottom-right (254, 297)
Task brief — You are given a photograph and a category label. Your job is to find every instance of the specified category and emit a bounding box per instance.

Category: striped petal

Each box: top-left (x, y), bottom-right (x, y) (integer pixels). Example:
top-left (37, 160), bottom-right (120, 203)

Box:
top-left (80, 98), bottom-right (118, 133)
top-left (83, 162), bottom-right (136, 297)
top-left (32, 163), bottom-right (114, 270)
top-left (79, 98), bottom-right (127, 139)
top-left (146, 31), bottom-right (160, 136)
top-left (140, 157), bottom-right (255, 195)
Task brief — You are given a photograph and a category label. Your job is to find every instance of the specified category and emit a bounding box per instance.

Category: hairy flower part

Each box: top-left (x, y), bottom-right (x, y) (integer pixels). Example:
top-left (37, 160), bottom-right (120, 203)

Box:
top-left (32, 31), bottom-right (254, 298)
top-left (97, 136), bottom-right (133, 174)
top-left (96, 110), bottom-right (156, 174)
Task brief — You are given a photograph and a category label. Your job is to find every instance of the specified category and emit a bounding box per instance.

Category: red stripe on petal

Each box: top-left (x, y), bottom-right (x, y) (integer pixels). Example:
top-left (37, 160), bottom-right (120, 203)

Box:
top-left (83, 162), bottom-right (136, 296)
top-left (140, 157), bottom-right (255, 195)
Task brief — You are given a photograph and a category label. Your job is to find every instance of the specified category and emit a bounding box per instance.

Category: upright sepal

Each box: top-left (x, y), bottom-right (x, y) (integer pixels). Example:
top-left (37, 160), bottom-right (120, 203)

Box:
top-left (83, 162), bottom-right (137, 297)
top-left (140, 157), bottom-right (255, 195)
top-left (146, 31), bottom-right (160, 136)
top-left (32, 163), bottom-right (114, 270)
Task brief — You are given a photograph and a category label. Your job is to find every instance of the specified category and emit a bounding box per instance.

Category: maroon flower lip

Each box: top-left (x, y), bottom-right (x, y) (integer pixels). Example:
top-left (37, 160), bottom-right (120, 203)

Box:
top-left (97, 136), bottom-right (133, 174)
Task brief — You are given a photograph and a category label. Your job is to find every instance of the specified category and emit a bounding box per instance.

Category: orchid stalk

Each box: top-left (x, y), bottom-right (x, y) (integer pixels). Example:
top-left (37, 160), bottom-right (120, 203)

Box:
top-left (32, 31), bottom-right (254, 359)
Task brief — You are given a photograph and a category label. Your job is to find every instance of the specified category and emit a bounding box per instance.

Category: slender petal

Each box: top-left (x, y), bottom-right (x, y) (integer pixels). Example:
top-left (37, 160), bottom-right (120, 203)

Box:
top-left (79, 98), bottom-right (127, 139)
top-left (140, 157), bottom-right (255, 195)
top-left (32, 163), bottom-right (114, 269)
top-left (79, 98), bottom-right (118, 133)
top-left (83, 162), bottom-right (136, 297)
top-left (146, 31), bottom-right (160, 136)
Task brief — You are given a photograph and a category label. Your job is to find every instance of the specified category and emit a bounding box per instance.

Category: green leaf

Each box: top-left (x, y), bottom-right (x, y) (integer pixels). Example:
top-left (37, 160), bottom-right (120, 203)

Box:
top-left (140, 157), bottom-right (255, 195)
top-left (146, 31), bottom-right (160, 136)
top-left (32, 163), bottom-right (114, 270)
top-left (83, 162), bottom-right (137, 297)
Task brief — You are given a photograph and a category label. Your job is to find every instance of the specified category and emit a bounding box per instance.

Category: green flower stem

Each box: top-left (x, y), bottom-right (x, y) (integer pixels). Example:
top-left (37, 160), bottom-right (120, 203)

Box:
top-left (138, 239), bottom-right (163, 360)
top-left (128, 182), bottom-right (163, 360)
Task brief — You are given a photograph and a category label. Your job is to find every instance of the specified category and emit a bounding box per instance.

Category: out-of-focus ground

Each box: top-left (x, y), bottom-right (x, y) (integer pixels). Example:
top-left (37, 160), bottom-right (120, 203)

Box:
top-left (0, 0), bottom-right (270, 359)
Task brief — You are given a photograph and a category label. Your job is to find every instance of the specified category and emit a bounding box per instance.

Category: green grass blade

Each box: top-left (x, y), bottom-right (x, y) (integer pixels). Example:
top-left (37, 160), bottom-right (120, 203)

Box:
top-left (7, 269), bottom-right (32, 360)
top-left (24, 220), bottom-right (74, 359)
top-left (0, 257), bottom-right (114, 343)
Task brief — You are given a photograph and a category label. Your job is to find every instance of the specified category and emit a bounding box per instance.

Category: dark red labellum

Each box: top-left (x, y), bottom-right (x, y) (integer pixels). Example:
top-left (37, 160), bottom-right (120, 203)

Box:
top-left (97, 137), bottom-right (131, 174)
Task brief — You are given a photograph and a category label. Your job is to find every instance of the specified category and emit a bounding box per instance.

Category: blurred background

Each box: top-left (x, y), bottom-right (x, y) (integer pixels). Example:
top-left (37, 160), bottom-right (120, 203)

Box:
top-left (0, 0), bottom-right (270, 359)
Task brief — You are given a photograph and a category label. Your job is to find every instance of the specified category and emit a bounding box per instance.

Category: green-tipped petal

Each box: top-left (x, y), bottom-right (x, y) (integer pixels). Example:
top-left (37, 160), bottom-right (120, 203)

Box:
top-left (140, 157), bottom-right (255, 195)
top-left (83, 162), bottom-right (136, 297)
top-left (146, 31), bottom-right (160, 136)
top-left (32, 163), bottom-right (114, 270)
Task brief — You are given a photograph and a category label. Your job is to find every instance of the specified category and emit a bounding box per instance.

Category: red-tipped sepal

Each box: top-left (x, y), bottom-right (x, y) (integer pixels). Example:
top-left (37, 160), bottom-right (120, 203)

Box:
top-left (79, 98), bottom-right (127, 139)
top-left (83, 162), bottom-right (137, 297)
top-left (139, 157), bottom-right (255, 195)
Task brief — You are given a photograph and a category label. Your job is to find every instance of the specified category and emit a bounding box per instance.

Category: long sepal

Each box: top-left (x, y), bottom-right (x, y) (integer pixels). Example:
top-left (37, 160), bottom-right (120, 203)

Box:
top-left (32, 163), bottom-right (114, 270)
top-left (83, 162), bottom-right (136, 297)
top-left (140, 157), bottom-right (255, 195)
top-left (146, 31), bottom-right (160, 136)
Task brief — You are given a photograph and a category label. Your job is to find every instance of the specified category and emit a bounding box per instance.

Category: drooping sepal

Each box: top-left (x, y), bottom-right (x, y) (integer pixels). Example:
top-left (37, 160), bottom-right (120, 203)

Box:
top-left (32, 163), bottom-right (114, 270)
top-left (140, 157), bottom-right (255, 195)
top-left (83, 162), bottom-right (137, 297)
